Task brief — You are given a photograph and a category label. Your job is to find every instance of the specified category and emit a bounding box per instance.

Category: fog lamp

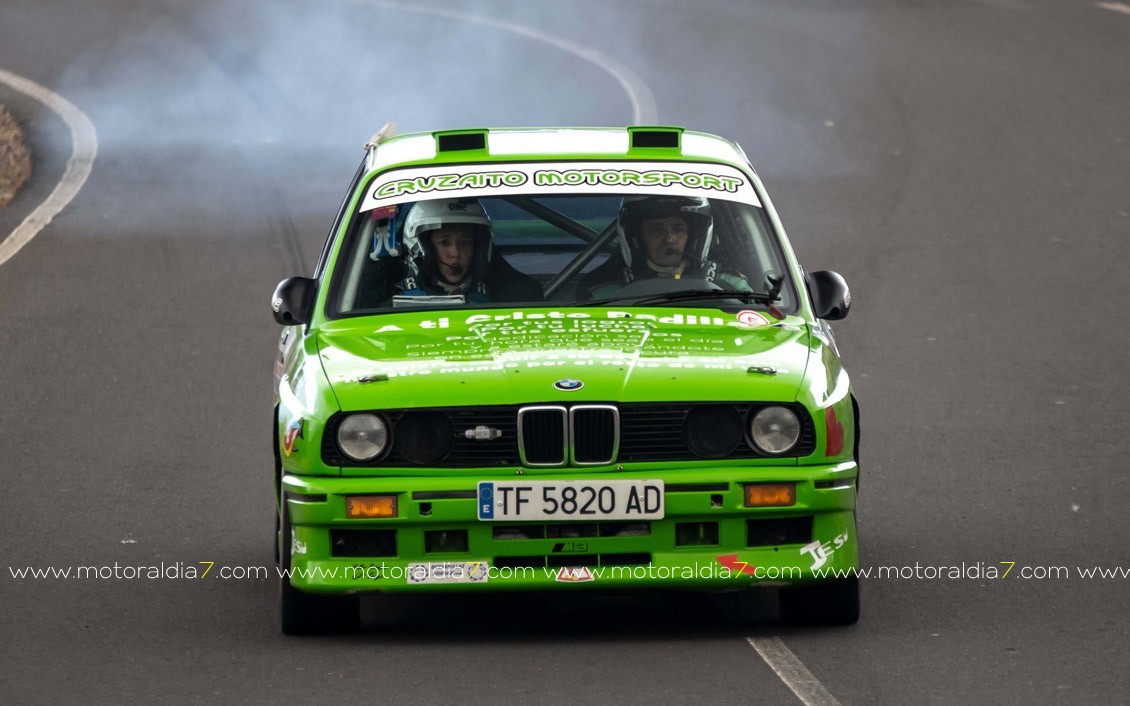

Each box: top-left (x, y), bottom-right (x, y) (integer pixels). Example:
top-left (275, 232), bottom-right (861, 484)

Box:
top-left (346, 495), bottom-right (398, 519)
top-left (744, 483), bottom-right (796, 507)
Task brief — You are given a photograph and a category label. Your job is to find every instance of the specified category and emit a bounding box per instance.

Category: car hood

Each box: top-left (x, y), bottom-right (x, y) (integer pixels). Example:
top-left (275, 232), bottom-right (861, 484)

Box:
top-left (316, 307), bottom-right (812, 411)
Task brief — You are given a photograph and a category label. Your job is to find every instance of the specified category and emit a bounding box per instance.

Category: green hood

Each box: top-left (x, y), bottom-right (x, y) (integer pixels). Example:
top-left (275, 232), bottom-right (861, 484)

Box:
top-left (316, 307), bottom-right (812, 411)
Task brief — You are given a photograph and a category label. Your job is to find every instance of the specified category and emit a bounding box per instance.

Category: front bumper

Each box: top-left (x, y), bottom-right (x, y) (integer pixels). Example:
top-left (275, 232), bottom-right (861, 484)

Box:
top-left (281, 462), bottom-right (859, 594)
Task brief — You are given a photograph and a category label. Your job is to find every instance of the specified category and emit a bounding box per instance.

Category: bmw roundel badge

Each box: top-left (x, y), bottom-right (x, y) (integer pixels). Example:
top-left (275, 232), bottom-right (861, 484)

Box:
top-left (554, 378), bottom-right (584, 391)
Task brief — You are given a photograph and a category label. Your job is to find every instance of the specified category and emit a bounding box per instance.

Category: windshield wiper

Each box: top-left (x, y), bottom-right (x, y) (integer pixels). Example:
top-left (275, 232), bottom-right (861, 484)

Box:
top-left (578, 288), bottom-right (782, 308)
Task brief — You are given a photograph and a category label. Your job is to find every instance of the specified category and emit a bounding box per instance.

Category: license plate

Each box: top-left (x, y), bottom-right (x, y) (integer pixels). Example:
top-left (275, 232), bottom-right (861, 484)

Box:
top-left (477, 480), bottom-right (664, 521)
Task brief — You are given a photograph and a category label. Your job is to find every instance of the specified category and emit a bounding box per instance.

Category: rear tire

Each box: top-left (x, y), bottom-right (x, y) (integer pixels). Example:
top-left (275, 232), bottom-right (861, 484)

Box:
top-left (278, 499), bottom-right (360, 635)
top-left (779, 576), bottom-right (860, 626)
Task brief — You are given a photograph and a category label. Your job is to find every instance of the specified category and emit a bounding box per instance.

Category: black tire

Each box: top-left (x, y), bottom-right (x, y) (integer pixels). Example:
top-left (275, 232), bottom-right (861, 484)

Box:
top-left (278, 500), bottom-right (360, 635)
top-left (779, 576), bottom-right (860, 626)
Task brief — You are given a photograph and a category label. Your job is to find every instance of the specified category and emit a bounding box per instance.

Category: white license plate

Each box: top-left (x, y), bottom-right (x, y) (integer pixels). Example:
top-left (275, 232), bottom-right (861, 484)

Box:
top-left (477, 480), bottom-right (664, 521)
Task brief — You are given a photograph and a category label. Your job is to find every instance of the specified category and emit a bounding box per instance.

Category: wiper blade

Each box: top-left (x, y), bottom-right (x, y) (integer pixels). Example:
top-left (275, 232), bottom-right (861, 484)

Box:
top-left (577, 288), bottom-right (782, 307)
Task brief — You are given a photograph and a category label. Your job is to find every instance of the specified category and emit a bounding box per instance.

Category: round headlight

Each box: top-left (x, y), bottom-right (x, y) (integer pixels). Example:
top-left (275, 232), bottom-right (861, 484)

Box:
top-left (396, 412), bottom-right (454, 465)
top-left (684, 406), bottom-right (743, 459)
top-left (337, 413), bottom-right (389, 462)
top-left (749, 406), bottom-right (801, 455)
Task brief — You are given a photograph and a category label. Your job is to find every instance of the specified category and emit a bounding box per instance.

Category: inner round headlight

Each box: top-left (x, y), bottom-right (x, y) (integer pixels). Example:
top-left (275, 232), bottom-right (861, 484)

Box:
top-left (684, 405), bottom-right (743, 459)
top-left (749, 406), bottom-right (801, 455)
top-left (337, 413), bottom-right (389, 462)
top-left (396, 412), bottom-right (454, 465)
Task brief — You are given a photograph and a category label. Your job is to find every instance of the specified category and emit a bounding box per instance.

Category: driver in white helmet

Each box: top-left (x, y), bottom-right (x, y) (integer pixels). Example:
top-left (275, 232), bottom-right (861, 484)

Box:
top-left (397, 198), bottom-right (543, 303)
top-left (577, 195), bottom-right (751, 300)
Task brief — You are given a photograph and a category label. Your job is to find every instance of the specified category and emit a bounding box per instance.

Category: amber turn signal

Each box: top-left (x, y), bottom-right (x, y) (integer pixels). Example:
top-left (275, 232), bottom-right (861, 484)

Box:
top-left (743, 483), bottom-right (796, 507)
top-left (346, 495), bottom-right (398, 518)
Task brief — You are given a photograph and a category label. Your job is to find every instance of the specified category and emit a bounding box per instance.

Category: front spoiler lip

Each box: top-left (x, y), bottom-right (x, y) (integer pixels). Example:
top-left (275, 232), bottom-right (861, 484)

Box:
top-left (284, 535), bottom-right (861, 595)
top-left (279, 463), bottom-right (859, 594)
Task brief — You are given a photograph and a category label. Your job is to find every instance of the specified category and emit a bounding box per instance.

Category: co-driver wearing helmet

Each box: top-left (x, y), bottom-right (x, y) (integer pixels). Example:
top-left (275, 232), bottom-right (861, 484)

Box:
top-left (397, 198), bottom-right (543, 303)
top-left (577, 195), bottom-right (750, 300)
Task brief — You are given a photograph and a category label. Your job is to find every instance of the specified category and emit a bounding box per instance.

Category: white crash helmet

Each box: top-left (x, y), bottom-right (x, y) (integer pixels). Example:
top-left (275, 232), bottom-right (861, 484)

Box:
top-left (402, 198), bottom-right (494, 280)
top-left (617, 195), bottom-right (713, 270)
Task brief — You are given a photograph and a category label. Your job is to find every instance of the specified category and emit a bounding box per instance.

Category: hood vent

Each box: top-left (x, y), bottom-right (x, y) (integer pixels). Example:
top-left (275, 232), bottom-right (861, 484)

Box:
top-left (436, 131), bottom-right (487, 152)
top-left (628, 126), bottom-right (682, 149)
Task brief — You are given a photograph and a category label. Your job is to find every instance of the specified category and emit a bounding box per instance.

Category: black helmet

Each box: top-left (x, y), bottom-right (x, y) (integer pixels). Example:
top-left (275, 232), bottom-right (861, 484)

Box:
top-left (616, 195), bottom-right (713, 269)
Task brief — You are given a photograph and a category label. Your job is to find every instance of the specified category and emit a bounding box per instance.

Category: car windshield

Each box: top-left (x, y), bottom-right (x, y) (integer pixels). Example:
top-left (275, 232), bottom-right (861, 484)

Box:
top-left (327, 161), bottom-right (798, 318)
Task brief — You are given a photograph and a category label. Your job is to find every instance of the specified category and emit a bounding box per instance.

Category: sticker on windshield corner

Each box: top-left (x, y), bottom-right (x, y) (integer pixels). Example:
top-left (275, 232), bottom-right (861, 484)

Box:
top-left (407, 562), bottom-right (489, 584)
top-left (736, 310), bottom-right (770, 328)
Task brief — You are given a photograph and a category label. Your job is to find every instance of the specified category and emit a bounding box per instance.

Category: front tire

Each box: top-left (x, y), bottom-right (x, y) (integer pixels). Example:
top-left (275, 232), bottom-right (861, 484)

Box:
top-left (779, 576), bottom-right (860, 626)
top-left (278, 499), bottom-right (360, 635)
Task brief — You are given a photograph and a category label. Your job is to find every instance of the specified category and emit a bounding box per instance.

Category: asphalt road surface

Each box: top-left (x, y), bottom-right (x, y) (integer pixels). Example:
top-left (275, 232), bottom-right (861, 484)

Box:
top-left (1, 0), bottom-right (1128, 703)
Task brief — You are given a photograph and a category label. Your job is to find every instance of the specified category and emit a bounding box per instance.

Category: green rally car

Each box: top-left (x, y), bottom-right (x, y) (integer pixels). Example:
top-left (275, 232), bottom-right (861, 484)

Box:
top-left (271, 125), bottom-right (859, 634)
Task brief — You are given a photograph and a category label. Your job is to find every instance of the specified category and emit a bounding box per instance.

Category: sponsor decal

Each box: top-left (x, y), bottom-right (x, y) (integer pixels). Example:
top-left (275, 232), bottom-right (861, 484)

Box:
top-left (361, 161), bottom-right (760, 211)
top-left (716, 554), bottom-right (759, 576)
top-left (290, 529), bottom-right (307, 556)
top-left (407, 562), bottom-right (489, 585)
top-left (335, 309), bottom-right (799, 380)
top-left (554, 378), bottom-right (584, 391)
top-left (554, 566), bottom-right (595, 583)
top-left (800, 531), bottom-right (849, 571)
top-left (373, 171), bottom-right (528, 200)
top-left (283, 419), bottom-right (304, 458)
top-left (533, 167), bottom-right (742, 192)
top-left (367, 308), bottom-right (781, 334)
top-left (736, 310), bottom-right (770, 328)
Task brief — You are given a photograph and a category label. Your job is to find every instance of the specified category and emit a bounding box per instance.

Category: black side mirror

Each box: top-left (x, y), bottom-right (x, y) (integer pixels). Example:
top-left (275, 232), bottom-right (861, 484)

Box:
top-left (804, 270), bottom-right (851, 320)
top-left (271, 277), bottom-right (316, 325)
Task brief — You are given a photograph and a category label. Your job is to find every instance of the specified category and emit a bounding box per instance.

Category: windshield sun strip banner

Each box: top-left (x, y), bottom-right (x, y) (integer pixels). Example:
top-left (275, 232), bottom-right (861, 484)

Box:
top-left (359, 161), bottom-right (761, 212)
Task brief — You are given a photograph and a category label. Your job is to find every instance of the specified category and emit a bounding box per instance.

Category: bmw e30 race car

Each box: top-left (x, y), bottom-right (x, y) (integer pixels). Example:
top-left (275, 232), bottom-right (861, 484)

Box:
top-left (271, 124), bottom-right (859, 634)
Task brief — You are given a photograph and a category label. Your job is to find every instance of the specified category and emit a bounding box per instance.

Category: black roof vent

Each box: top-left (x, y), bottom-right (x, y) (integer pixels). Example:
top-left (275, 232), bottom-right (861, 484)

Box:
top-left (629, 127), bottom-right (682, 149)
top-left (437, 132), bottom-right (487, 152)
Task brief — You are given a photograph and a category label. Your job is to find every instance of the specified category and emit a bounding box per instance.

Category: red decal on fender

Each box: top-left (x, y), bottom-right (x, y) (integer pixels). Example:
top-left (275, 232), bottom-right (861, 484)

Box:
top-left (825, 407), bottom-right (844, 457)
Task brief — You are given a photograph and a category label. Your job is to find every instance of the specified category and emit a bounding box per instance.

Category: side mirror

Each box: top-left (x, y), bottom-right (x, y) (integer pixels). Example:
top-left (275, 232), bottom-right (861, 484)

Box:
top-left (804, 270), bottom-right (851, 320)
top-left (271, 277), bottom-right (316, 325)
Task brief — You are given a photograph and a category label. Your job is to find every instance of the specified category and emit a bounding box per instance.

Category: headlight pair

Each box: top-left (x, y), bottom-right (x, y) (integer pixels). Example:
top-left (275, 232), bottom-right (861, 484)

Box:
top-left (684, 405), bottom-right (803, 458)
top-left (335, 411), bottom-right (454, 464)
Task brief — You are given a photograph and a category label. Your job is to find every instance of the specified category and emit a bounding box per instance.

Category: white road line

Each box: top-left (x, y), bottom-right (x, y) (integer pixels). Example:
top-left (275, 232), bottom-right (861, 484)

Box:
top-left (1097, 2), bottom-right (1130, 14)
top-left (337, 0), bottom-right (658, 125)
top-left (0, 69), bottom-right (98, 268)
top-left (747, 637), bottom-right (841, 706)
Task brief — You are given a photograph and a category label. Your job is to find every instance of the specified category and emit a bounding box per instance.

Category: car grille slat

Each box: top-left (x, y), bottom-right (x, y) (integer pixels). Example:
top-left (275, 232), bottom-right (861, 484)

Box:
top-left (519, 407), bottom-right (567, 466)
top-left (571, 405), bottom-right (619, 465)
